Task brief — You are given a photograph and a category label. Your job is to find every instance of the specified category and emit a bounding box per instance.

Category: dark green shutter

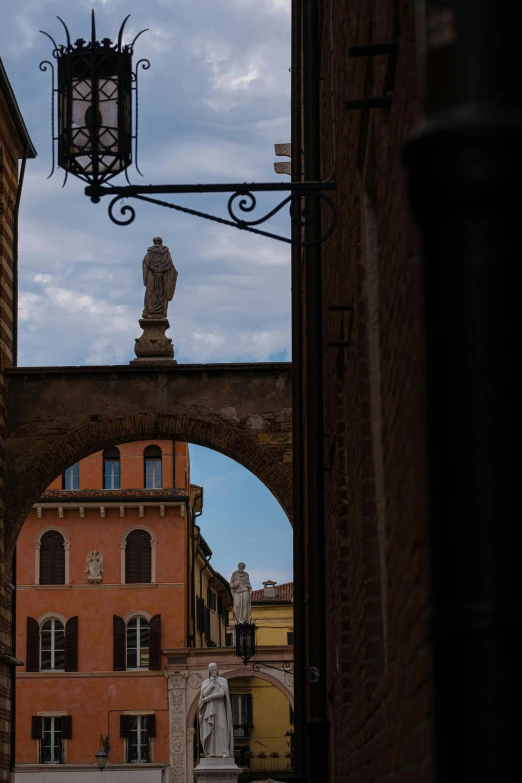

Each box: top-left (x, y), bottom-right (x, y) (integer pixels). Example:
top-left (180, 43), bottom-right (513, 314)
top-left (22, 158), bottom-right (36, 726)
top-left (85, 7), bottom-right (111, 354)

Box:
top-left (61, 715), bottom-right (72, 739)
top-left (120, 714), bottom-right (132, 738)
top-left (65, 616), bottom-right (78, 672)
top-left (31, 716), bottom-right (43, 740)
top-left (146, 714), bottom-right (156, 738)
top-left (113, 615), bottom-right (125, 671)
top-left (26, 617), bottom-right (39, 672)
top-left (149, 614), bottom-right (162, 671)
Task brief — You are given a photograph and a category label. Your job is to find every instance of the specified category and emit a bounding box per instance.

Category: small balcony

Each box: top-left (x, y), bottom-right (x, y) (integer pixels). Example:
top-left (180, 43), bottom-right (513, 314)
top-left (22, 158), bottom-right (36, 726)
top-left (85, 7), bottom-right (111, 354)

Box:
top-left (40, 741), bottom-right (63, 764)
top-left (238, 753), bottom-right (295, 781)
top-left (233, 724), bottom-right (253, 739)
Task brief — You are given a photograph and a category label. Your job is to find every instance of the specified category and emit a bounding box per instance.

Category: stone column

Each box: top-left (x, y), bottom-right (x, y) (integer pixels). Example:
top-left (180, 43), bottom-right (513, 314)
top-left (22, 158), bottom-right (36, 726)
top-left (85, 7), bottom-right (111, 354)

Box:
top-left (166, 671), bottom-right (189, 783)
top-left (186, 727), bottom-right (196, 783)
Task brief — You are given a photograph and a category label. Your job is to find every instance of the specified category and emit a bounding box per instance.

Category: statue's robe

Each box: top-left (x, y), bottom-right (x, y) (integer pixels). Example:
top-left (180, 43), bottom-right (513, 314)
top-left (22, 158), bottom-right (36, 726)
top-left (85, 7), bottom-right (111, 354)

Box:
top-left (198, 676), bottom-right (234, 758)
top-left (230, 570), bottom-right (252, 623)
top-left (142, 244), bottom-right (178, 318)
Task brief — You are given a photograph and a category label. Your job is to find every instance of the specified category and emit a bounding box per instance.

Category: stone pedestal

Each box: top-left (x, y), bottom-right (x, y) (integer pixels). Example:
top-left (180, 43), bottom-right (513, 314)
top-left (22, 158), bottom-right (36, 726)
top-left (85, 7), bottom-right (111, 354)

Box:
top-left (193, 757), bottom-right (242, 783)
top-left (131, 318), bottom-right (176, 364)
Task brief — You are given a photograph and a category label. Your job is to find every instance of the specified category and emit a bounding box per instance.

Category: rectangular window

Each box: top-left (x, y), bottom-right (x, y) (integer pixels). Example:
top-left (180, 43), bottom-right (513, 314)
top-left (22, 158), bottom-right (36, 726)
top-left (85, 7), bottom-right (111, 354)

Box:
top-left (287, 631), bottom-right (294, 645)
top-left (40, 619), bottom-right (65, 671)
top-left (225, 632), bottom-right (233, 647)
top-left (104, 460), bottom-right (120, 489)
top-left (62, 463), bottom-right (79, 490)
top-left (128, 716), bottom-right (150, 763)
top-left (145, 459), bottom-right (162, 489)
top-left (41, 717), bottom-right (63, 764)
top-left (231, 694), bottom-right (253, 737)
top-left (126, 617), bottom-right (150, 670)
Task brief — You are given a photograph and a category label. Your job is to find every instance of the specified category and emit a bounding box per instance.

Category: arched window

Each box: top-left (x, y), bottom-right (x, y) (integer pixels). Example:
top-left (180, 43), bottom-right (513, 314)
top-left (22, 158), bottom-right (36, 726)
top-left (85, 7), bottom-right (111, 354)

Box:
top-left (113, 613), bottom-right (161, 672)
top-left (144, 446), bottom-right (162, 489)
top-left (125, 529), bottom-right (152, 583)
top-left (126, 616), bottom-right (150, 669)
top-left (39, 530), bottom-right (65, 585)
top-left (103, 446), bottom-right (121, 489)
top-left (62, 462), bottom-right (79, 490)
top-left (40, 618), bottom-right (65, 671)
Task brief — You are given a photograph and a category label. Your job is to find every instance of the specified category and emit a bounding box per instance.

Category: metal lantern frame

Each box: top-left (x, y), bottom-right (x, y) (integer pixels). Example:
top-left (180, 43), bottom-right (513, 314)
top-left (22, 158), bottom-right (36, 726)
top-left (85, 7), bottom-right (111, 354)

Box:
top-left (235, 621), bottom-right (294, 674)
top-left (95, 734), bottom-right (110, 771)
top-left (40, 12), bottom-right (149, 189)
top-left (235, 622), bottom-right (257, 665)
top-left (41, 13), bottom-right (336, 247)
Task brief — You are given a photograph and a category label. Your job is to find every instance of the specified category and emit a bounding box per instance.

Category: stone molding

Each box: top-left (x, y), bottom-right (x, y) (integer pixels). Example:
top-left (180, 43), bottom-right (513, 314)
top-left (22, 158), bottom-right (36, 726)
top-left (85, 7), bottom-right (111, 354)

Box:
top-left (37, 611), bottom-right (67, 628)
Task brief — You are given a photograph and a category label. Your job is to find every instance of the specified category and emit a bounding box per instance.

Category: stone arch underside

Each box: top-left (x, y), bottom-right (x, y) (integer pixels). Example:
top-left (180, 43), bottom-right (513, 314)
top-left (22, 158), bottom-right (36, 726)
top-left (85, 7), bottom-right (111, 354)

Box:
top-left (4, 363), bottom-right (292, 559)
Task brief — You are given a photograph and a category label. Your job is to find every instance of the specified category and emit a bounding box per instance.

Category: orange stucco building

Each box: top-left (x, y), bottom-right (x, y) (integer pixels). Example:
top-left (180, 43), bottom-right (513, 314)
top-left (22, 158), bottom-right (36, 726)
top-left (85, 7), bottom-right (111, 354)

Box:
top-left (13, 440), bottom-right (231, 783)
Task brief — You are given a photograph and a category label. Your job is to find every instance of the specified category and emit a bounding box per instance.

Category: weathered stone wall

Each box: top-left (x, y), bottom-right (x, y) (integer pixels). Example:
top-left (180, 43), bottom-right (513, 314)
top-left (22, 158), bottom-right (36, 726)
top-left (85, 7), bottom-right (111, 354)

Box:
top-left (0, 90), bottom-right (25, 781)
top-left (4, 364), bottom-right (293, 558)
top-left (316, 1), bottom-right (433, 780)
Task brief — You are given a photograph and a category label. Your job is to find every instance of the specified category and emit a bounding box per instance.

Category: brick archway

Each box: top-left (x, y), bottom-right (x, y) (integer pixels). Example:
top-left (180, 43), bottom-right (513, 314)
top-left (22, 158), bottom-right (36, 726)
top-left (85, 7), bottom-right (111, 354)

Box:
top-left (4, 363), bottom-right (292, 560)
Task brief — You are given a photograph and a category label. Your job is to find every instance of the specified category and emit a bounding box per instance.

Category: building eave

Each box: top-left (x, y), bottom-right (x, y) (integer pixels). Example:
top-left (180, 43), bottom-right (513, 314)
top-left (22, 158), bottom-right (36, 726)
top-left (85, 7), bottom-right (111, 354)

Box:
top-left (0, 58), bottom-right (37, 158)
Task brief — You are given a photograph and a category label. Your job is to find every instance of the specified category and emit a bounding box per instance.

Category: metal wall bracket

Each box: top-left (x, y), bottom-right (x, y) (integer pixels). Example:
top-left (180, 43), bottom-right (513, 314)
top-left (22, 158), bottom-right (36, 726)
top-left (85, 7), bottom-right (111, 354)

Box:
top-left (251, 660), bottom-right (294, 675)
top-left (85, 181), bottom-right (337, 247)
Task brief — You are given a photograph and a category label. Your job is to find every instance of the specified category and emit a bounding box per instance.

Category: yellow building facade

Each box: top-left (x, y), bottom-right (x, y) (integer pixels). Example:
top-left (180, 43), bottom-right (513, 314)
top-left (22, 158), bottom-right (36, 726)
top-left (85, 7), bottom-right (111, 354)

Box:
top-left (228, 581), bottom-right (294, 775)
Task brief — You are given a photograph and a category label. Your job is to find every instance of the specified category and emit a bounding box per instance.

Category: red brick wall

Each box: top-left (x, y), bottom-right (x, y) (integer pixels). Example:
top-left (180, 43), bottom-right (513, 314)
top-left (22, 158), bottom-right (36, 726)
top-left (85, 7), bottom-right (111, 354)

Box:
top-left (316, 1), bottom-right (433, 780)
top-left (0, 96), bottom-right (23, 781)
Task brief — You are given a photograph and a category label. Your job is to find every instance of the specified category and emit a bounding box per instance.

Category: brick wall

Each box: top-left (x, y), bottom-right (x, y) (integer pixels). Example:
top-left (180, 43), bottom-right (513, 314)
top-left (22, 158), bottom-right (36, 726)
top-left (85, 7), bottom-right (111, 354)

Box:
top-left (0, 78), bottom-right (32, 781)
top-left (315, 1), bottom-right (433, 780)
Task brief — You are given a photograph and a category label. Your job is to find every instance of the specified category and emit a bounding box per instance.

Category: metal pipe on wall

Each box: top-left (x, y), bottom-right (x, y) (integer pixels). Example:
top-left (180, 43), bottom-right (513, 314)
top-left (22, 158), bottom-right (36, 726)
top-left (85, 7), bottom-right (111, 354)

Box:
top-left (404, 1), bottom-right (517, 780)
top-left (290, 0), bottom-right (306, 777)
top-left (302, 0), bottom-right (329, 779)
top-left (13, 144), bottom-right (28, 365)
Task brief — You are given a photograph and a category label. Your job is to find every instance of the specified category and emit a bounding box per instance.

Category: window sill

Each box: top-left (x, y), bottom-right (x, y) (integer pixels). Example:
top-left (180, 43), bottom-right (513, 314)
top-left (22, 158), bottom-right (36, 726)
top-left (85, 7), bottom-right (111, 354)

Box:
top-left (14, 763), bottom-right (168, 771)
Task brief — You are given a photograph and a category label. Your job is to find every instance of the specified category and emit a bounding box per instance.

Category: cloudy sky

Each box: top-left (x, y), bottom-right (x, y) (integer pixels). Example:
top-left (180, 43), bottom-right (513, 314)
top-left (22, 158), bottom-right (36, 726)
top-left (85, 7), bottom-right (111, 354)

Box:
top-left (1, 0), bottom-right (293, 588)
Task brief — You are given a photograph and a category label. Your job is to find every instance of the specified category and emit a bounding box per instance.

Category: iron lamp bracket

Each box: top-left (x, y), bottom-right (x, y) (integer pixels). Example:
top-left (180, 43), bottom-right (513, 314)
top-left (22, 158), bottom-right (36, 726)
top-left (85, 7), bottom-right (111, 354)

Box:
top-left (84, 181), bottom-right (337, 247)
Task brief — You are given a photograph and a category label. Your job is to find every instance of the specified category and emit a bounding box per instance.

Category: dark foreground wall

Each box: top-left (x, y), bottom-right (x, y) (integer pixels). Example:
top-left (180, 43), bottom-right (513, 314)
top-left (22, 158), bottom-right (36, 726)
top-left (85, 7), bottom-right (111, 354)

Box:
top-left (316, 1), bottom-right (433, 780)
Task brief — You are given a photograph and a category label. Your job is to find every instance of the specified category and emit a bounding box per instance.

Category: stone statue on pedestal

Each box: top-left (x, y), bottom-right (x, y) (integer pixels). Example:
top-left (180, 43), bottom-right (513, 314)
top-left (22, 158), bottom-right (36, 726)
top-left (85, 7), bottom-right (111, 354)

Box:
top-left (230, 562), bottom-right (252, 623)
top-left (198, 663), bottom-right (234, 758)
top-left (132, 237), bottom-right (178, 364)
top-left (142, 237), bottom-right (178, 319)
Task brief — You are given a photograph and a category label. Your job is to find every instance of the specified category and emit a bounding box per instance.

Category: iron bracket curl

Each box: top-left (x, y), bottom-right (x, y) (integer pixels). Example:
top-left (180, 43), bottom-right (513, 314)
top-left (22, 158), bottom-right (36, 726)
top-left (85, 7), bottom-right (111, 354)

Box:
top-left (251, 660), bottom-right (294, 675)
top-left (84, 181), bottom-right (337, 247)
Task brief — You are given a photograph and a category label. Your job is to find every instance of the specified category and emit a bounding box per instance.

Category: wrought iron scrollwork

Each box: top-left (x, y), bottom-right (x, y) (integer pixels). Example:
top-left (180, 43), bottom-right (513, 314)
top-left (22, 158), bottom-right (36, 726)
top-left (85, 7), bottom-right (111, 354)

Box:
top-left (252, 660), bottom-right (294, 674)
top-left (39, 61), bottom-right (56, 179)
top-left (99, 185), bottom-right (336, 247)
top-left (132, 59), bottom-right (151, 176)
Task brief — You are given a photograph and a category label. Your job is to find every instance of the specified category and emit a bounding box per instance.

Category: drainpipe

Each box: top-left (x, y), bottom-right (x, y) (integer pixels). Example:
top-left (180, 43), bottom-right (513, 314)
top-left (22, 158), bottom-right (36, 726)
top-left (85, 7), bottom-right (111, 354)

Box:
top-left (290, 0), bottom-right (306, 779)
top-left (186, 501), bottom-right (192, 647)
top-left (302, 0), bottom-right (329, 779)
top-left (191, 524), bottom-right (200, 647)
top-left (199, 552), bottom-right (211, 649)
top-left (403, 2), bottom-right (517, 780)
top-left (13, 143), bottom-right (28, 365)
top-left (10, 549), bottom-right (17, 771)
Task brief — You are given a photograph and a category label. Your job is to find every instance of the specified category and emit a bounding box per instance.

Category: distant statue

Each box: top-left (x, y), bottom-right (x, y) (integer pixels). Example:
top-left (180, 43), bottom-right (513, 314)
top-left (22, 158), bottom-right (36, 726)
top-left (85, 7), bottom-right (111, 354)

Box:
top-left (142, 237), bottom-right (178, 319)
top-left (85, 550), bottom-right (103, 583)
top-left (198, 663), bottom-right (234, 757)
top-left (230, 562), bottom-right (252, 623)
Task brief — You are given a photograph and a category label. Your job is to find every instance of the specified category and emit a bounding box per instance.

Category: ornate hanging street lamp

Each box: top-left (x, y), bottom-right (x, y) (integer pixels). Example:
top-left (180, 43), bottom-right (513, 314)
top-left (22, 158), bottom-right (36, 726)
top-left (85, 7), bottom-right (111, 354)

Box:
top-left (235, 622), bottom-right (257, 665)
top-left (95, 735), bottom-right (110, 771)
top-left (41, 12), bottom-right (336, 246)
top-left (234, 621), bottom-right (294, 674)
